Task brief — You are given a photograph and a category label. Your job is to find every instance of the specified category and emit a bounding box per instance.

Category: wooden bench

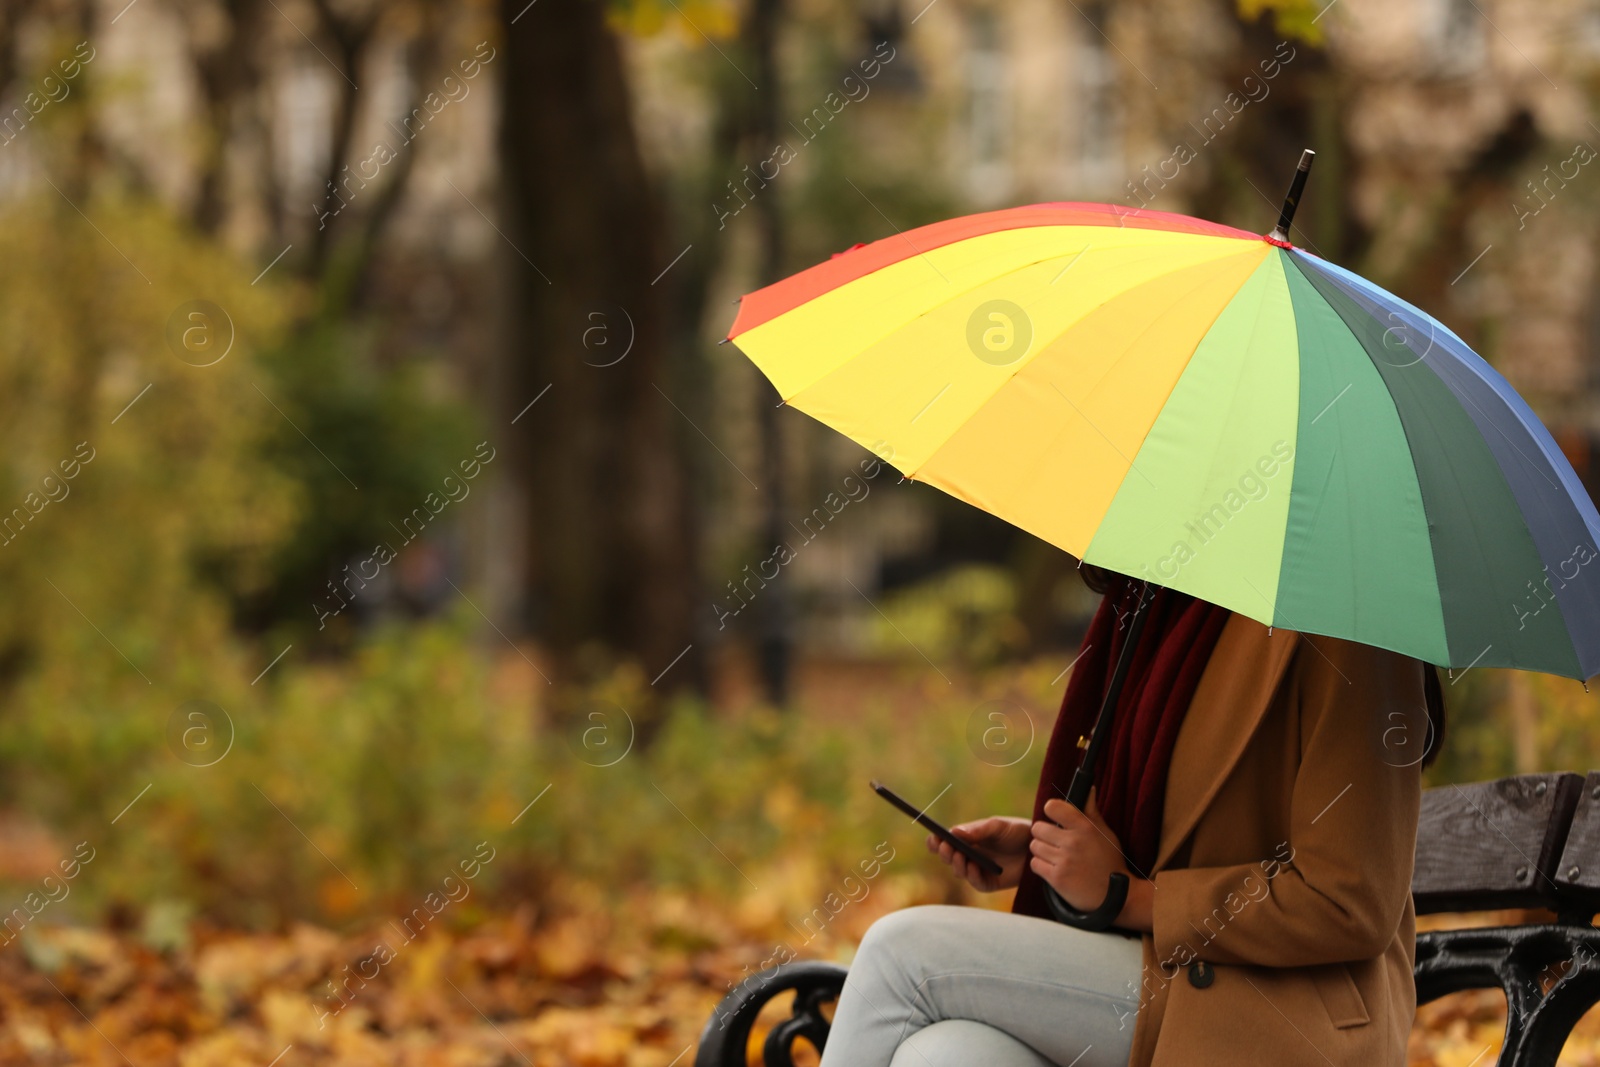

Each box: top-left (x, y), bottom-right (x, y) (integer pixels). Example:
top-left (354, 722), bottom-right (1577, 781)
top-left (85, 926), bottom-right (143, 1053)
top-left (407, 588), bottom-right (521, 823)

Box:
top-left (694, 772), bottom-right (1600, 1067)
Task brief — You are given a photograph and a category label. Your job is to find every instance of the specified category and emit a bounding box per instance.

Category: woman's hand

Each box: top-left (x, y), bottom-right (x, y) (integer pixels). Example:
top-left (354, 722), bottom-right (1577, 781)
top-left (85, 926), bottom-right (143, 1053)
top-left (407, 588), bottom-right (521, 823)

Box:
top-left (927, 816), bottom-right (1030, 891)
top-left (1031, 789), bottom-right (1153, 930)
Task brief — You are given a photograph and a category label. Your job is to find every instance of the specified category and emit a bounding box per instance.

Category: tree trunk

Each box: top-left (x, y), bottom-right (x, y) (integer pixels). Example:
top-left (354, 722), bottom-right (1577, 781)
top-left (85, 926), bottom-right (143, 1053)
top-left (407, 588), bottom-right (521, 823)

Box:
top-left (746, 0), bottom-right (792, 707)
top-left (498, 0), bottom-right (699, 696)
top-left (1505, 671), bottom-right (1541, 773)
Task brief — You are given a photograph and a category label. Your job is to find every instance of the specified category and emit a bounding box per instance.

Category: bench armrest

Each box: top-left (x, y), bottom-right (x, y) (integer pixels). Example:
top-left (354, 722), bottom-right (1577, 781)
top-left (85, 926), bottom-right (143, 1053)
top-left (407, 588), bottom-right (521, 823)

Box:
top-left (694, 961), bottom-right (848, 1067)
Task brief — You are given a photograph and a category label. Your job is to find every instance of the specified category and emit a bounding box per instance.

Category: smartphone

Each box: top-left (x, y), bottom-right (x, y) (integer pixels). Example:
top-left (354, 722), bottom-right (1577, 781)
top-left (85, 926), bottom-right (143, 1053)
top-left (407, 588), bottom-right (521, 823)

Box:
top-left (871, 780), bottom-right (1004, 876)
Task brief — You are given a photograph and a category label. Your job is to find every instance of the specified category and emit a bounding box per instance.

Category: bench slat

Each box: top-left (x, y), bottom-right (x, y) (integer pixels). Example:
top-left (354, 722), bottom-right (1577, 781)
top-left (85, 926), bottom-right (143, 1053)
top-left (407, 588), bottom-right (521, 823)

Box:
top-left (1412, 772), bottom-right (1584, 915)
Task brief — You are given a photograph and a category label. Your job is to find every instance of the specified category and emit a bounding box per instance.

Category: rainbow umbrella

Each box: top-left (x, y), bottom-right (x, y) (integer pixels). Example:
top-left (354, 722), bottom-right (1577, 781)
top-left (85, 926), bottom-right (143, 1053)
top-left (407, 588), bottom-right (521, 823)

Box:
top-left (725, 157), bottom-right (1600, 682)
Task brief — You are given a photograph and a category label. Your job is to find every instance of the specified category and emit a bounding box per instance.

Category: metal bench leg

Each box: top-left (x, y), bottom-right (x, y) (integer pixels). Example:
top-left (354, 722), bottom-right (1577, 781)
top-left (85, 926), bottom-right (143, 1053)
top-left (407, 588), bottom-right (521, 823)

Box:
top-left (1416, 925), bottom-right (1600, 1067)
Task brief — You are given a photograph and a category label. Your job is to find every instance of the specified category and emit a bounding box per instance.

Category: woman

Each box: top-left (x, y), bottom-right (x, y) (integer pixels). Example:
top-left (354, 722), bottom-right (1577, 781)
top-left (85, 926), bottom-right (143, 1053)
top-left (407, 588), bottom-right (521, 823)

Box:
top-left (818, 567), bottom-right (1444, 1067)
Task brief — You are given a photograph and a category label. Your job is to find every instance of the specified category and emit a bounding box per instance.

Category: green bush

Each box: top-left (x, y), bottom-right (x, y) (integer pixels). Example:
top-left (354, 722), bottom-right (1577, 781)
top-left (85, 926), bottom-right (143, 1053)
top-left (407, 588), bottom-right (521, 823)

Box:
top-left (866, 564), bottom-right (1029, 669)
top-left (0, 613), bottom-right (1055, 931)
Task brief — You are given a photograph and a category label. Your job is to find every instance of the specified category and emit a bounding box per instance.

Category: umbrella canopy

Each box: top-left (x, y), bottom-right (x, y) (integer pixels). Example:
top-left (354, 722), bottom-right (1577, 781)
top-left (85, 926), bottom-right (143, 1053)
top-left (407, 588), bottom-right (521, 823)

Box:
top-left (726, 202), bottom-right (1600, 680)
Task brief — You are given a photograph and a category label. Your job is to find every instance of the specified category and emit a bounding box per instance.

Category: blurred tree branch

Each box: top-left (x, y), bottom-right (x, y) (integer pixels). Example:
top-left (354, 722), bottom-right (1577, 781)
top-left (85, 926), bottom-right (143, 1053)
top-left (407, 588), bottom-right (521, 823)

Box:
top-left (303, 0), bottom-right (379, 281)
top-left (313, 0), bottom-right (450, 315)
top-left (0, 0), bottom-right (39, 103)
top-left (183, 0), bottom-right (267, 234)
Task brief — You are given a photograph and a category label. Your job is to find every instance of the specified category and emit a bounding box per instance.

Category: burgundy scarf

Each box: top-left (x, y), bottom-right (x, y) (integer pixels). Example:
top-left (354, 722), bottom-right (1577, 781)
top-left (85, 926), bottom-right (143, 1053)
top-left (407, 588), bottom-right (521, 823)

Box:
top-left (1012, 577), bottom-right (1232, 918)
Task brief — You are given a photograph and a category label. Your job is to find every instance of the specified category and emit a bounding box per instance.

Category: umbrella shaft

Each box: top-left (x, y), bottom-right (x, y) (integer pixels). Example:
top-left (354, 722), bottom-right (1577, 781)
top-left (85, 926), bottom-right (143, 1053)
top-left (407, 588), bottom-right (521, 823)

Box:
top-left (1067, 579), bottom-right (1154, 810)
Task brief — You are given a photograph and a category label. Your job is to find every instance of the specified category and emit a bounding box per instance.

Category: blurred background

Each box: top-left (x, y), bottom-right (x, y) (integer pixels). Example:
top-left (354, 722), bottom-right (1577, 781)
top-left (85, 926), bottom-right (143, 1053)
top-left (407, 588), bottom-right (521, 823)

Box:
top-left (2, 0), bottom-right (1600, 1062)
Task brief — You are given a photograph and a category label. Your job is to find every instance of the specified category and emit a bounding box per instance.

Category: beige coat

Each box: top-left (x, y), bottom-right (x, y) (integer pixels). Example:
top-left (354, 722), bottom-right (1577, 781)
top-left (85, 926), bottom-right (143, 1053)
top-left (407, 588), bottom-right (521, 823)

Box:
top-left (1125, 614), bottom-right (1426, 1067)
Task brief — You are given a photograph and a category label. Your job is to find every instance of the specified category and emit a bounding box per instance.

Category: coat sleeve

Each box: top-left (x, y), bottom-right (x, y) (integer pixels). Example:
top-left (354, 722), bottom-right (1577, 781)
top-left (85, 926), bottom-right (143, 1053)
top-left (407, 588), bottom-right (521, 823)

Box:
top-left (1148, 636), bottom-right (1425, 969)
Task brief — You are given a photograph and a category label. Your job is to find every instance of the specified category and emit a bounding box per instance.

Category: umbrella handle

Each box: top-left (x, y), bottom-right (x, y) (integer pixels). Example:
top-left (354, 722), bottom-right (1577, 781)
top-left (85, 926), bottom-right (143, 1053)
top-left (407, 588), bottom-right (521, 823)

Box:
top-left (1044, 873), bottom-right (1130, 931)
top-left (1041, 574), bottom-right (1151, 932)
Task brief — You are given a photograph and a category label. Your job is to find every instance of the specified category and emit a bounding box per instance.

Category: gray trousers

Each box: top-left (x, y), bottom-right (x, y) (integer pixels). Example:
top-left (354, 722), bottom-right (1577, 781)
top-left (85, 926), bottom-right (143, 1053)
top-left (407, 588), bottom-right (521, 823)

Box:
top-left (817, 905), bottom-right (1144, 1067)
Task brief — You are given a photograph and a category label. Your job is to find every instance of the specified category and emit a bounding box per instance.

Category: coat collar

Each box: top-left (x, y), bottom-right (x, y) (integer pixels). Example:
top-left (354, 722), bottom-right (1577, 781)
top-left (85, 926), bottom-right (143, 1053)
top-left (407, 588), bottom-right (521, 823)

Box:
top-left (1152, 615), bottom-right (1300, 873)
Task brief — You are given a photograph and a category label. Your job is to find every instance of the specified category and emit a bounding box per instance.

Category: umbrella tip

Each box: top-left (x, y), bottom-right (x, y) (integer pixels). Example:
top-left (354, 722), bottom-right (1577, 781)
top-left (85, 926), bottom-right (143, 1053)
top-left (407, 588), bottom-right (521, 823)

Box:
top-left (1267, 148), bottom-right (1316, 246)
